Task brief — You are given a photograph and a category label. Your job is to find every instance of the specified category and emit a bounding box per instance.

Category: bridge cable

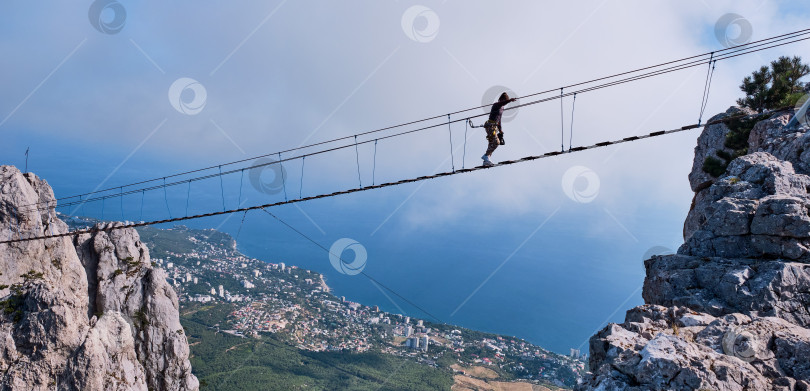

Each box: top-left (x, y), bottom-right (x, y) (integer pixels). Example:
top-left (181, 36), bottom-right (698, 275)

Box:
top-left (372, 140), bottom-right (378, 186)
top-left (4, 107), bottom-right (788, 246)
top-left (238, 169), bottom-right (245, 206)
top-left (354, 135), bottom-right (363, 188)
top-left (139, 191), bottom-right (144, 221)
top-left (698, 52), bottom-right (715, 125)
top-left (185, 180), bottom-right (192, 217)
top-left (299, 156), bottom-right (306, 199)
top-left (162, 178), bottom-right (172, 219)
top-left (16, 31), bottom-right (810, 215)
top-left (34, 28), bottom-right (810, 208)
top-left (447, 114), bottom-right (456, 172)
top-left (560, 88), bottom-right (565, 152)
top-left (462, 118), bottom-right (469, 169)
top-left (569, 93), bottom-right (577, 151)
top-left (699, 59), bottom-right (718, 126)
top-left (218, 166), bottom-right (226, 211)
top-left (278, 153), bottom-right (288, 202)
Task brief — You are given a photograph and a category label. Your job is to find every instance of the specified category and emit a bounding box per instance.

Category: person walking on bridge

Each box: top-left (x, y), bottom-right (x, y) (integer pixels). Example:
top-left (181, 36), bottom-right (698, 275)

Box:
top-left (482, 92), bottom-right (516, 167)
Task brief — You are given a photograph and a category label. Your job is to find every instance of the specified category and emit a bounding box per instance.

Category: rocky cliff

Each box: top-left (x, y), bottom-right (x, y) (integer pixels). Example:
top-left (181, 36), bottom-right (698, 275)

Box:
top-left (578, 106), bottom-right (810, 391)
top-left (0, 166), bottom-right (198, 390)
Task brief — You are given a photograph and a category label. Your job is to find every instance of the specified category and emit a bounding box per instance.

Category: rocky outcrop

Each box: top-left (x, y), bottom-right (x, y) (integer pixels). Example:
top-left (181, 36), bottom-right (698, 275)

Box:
top-left (579, 106), bottom-right (810, 391)
top-left (0, 166), bottom-right (197, 390)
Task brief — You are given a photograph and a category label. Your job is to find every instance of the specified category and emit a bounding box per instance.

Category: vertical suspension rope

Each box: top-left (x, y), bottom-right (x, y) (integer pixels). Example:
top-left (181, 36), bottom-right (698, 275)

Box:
top-left (119, 186), bottom-right (124, 221)
top-left (218, 165), bottom-right (226, 211)
top-left (278, 152), bottom-right (288, 201)
top-left (162, 177), bottom-right (172, 219)
top-left (101, 197), bottom-right (105, 220)
top-left (372, 140), bottom-right (378, 186)
top-left (238, 169), bottom-right (245, 205)
top-left (447, 114), bottom-right (455, 172)
top-left (299, 156), bottom-right (305, 199)
top-left (185, 180), bottom-right (192, 217)
top-left (462, 119), bottom-right (469, 169)
top-left (139, 190), bottom-right (145, 222)
top-left (698, 52), bottom-right (715, 126)
top-left (354, 136), bottom-right (363, 188)
top-left (560, 88), bottom-right (565, 152)
top-left (699, 60), bottom-right (717, 126)
top-left (569, 93), bottom-right (577, 151)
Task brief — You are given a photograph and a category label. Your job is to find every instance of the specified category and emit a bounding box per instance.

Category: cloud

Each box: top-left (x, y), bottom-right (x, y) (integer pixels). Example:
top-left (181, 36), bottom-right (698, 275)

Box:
top-left (1, 0), bottom-right (809, 227)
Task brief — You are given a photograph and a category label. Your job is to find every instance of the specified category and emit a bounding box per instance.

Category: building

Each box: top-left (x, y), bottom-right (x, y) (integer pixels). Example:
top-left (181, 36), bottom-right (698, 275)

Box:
top-left (570, 348), bottom-right (581, 359)
top-left (405, 335), bottom-right (429, 352)
top-left (279, 262), bottom-right (286, 271)
top-left (218, 285), bottom-right (225, 297)
top-left (243, 280), bottom-right (255, 289)
top-left (253, 269), bottom-right (261, 278)
top-left (210, 288), bottom-right (216, 295)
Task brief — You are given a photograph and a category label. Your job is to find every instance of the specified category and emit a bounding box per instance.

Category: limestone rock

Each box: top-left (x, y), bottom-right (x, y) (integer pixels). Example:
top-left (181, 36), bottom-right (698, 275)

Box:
top-left (578, 305), bottom-right (810, 391)
top-left (580, 108), bottom-right (810, 391)
top-left (0, 165), bottom-right (198, 390)
top-left (642, 254), bottom-right (810, 328)
top-left (680, 152), bottom-right (810, 260)
top-left (688, 106), bottom-right (756, 192)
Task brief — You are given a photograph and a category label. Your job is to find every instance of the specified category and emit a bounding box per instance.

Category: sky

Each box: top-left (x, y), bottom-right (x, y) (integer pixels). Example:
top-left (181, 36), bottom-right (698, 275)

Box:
top-left (2, 1), bottom-right (809, 354)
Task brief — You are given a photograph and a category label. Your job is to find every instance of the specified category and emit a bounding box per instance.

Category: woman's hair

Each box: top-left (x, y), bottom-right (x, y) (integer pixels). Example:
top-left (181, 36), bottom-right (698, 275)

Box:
top-left (499, 92), bottom-right (510, 102)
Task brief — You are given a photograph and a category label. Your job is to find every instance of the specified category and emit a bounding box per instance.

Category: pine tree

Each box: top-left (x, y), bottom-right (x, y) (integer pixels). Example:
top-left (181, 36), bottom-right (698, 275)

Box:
top-left (737, 56), bottom-right (809, 111)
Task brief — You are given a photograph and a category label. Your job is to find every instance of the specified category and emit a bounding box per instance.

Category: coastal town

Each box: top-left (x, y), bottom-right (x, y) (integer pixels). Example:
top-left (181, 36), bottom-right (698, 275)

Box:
top-left (63, 216), bottom-right (584, 388)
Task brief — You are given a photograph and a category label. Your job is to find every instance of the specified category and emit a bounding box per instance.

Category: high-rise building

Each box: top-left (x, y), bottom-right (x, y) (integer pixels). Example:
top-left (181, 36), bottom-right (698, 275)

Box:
top-left (218, 285), bottom-right (224, 297)
top-left (279, 262), bottom-right (286, 271)
top-left (570, 348), bottom-right (581, 359)
top-left (405, 336), bottom-right (429, 352)
top-left (420, 336), bottom-right (429, 352)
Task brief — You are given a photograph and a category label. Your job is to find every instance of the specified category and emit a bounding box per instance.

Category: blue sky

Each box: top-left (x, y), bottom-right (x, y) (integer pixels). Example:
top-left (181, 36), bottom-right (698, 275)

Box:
top-left (2, 1), bottom-right (809, 354)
